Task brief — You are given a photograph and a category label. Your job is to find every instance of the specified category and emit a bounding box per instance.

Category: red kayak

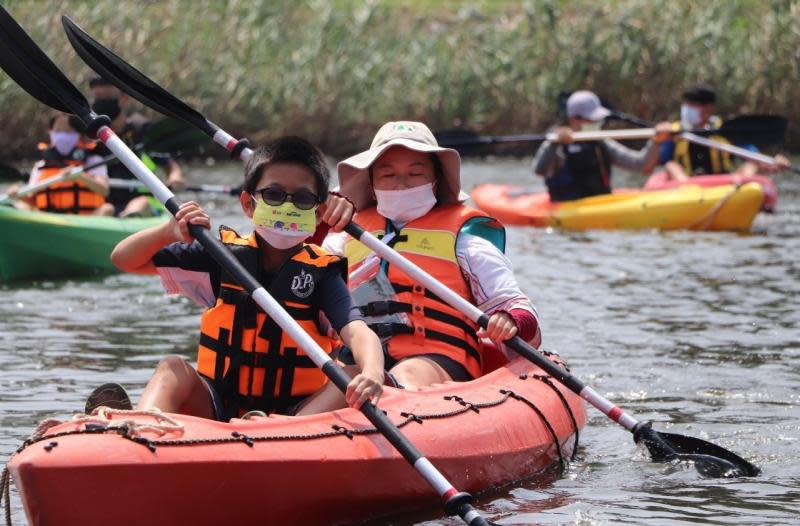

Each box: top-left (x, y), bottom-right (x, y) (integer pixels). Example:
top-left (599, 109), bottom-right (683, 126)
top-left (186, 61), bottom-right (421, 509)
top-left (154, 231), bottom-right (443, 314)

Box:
top-left (644, 171), bottom-right (777, 212)
top-left (7, 351), bottom-right (585, 526)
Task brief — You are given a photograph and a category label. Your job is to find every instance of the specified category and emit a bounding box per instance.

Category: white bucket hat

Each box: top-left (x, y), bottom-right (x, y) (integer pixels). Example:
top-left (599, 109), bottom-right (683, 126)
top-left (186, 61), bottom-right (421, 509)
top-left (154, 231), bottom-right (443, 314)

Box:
top-left (337, 121), bottom-right (464, 211)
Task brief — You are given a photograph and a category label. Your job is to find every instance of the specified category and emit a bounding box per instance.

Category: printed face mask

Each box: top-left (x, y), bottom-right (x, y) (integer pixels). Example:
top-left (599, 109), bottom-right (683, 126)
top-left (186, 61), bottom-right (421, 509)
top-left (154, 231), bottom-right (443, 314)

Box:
top-left (49, 131), bottom-right (80, 156)
top-left (375, 182), bottom-right (437, 225)
top-left (91, 97), bottom-right (122, 121)
top-left (680, 104), bottom-right (702, 128)
top-left (252, 198), bottom-right (317, 250)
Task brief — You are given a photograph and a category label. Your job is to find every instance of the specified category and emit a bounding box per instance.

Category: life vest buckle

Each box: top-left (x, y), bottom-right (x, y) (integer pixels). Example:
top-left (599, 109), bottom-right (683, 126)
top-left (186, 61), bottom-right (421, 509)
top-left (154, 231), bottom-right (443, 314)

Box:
top-left (361, 300), bottom-right (394, 316)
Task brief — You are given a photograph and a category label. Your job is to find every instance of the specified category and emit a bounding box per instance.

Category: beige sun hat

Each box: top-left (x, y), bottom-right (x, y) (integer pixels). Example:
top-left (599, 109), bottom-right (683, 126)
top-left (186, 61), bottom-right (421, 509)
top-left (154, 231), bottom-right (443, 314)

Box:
top-left (337, 121), bottom-right (464, 211)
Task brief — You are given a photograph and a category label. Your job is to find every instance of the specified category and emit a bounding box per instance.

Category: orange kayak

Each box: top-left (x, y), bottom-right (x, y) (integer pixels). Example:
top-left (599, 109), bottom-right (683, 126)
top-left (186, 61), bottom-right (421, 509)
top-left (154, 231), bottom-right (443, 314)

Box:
top-left (472, 183), bottom-right (764, 231)
top-left (7, 353), bottom-right (585, 526)
top-left (643, 171), bottom-right (777, 212)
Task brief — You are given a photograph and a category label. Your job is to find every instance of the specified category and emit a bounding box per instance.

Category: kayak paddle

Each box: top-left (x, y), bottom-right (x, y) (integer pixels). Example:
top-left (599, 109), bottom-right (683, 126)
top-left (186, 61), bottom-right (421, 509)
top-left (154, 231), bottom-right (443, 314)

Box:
top-left (0, 155), bottom-right (114, 206)
top-left (53, 12), bottom-right (496, 526)
top-left (618, 113), bottom-right (798, 174)
top-left (342, 225), bottom-right (760, 477)
top-left (107, 177), bottom-right (240, 195)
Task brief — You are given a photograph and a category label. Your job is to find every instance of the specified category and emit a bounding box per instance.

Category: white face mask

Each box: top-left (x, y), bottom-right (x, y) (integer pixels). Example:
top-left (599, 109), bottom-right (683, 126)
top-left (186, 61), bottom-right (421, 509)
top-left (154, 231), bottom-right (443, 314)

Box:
top-left (255, 226), bottom-right (309, 249)
top-left (581, 120), bottom-right (603, 132)
top-left (375, 182), bottom-right (437, 225)
top-left (680, 104), bottom-right (703, 128)
top-left (49, 131), bottom-right (80, 156)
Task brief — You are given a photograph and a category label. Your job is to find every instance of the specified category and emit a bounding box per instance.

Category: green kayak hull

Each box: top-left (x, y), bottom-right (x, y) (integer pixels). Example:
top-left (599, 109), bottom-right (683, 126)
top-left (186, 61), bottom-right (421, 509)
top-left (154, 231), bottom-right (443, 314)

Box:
top-left (0, 206), bottom-right (167, 281)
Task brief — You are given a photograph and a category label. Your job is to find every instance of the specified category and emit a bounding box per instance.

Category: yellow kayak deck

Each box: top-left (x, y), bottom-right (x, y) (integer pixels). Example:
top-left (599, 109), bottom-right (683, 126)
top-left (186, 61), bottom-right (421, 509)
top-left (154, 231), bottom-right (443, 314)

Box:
top-left (471, 182), bottom-right (764, 231)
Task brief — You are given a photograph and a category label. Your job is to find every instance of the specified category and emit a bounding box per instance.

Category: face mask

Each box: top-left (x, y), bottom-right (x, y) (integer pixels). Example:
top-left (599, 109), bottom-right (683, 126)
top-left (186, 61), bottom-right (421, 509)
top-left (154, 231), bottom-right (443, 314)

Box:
top-left (680, 104), bottom-right (702, 128)
top-left (92, 97), bottom-right (122, 120)
top-left (581, 121), bottom-right (603, 132)
top-left (375, 182), bottom-right (437, 225)
top-left (49, 131), bottom-right (80, 156)
top-left (252, 198), bottom-right (317, 249)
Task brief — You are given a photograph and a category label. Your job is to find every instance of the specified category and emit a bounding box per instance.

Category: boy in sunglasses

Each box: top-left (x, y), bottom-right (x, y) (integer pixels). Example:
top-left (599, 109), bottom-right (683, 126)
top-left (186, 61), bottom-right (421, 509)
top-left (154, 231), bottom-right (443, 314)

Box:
top-left (106, 136), bottom-right (384, 420)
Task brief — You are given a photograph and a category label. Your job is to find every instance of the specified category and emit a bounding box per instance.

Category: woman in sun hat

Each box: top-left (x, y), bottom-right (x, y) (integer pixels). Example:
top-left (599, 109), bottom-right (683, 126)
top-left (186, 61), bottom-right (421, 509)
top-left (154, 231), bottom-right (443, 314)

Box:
top-left (322, 121), bottom-right (541, 388)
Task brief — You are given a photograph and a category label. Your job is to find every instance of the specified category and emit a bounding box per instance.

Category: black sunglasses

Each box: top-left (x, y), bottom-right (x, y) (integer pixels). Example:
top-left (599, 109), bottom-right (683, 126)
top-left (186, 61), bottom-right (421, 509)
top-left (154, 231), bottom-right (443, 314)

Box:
top-left (252, 187), bottom-right (320, 210)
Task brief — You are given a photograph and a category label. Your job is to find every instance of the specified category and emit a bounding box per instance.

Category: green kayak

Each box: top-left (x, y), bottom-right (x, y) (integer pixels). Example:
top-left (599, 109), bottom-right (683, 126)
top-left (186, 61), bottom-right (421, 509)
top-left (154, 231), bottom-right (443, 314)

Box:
top-left (0, 206), bottom-right (167, 281)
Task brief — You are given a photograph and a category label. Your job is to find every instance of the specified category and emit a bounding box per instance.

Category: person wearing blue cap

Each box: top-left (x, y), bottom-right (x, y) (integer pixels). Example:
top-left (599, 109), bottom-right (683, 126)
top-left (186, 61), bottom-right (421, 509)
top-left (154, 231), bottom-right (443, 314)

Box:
top-left (532, 90), bottom-right (672, 202)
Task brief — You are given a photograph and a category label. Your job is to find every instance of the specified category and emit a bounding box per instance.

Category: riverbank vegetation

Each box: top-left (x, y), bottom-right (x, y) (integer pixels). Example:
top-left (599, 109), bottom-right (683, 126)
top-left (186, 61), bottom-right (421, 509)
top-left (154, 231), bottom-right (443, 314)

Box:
top-left (1, 0), bottom-right (797, 158)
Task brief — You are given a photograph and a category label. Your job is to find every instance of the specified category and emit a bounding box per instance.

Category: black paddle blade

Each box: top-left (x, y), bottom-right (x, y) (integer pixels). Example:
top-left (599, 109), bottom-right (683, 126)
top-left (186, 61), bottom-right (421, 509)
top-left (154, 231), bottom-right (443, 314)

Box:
top-left (0, 161), bottom-right (25, 181)
top-left (142, 117), bottom-right (210, 154)
top-left (720, 114), bottom-right (787, 148)
top-left (0, 6), bottom-right (90, 118)
top-left (634, 422), bottom-right (760, 478)
top-left (62, 16), bottom-right (217, 137)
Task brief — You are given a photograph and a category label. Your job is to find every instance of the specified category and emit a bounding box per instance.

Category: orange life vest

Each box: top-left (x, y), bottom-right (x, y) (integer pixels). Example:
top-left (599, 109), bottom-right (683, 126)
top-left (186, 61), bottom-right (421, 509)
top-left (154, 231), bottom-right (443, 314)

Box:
top-left (344, 204), bottom-right (505, 379)
top-left (33, 140), bottom-right (105, 214)
top-left (197, 227), bottom-right (346, 418)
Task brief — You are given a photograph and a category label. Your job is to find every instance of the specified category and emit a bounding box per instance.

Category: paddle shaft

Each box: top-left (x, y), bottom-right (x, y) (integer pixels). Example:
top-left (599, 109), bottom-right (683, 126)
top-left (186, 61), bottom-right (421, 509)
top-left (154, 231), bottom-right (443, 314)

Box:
top-left (0, 166), bottom-right (76, 204)
top-left (107, 177), bottom-right (238, 195)
top-left (344, 223), bottom-right (640, 432)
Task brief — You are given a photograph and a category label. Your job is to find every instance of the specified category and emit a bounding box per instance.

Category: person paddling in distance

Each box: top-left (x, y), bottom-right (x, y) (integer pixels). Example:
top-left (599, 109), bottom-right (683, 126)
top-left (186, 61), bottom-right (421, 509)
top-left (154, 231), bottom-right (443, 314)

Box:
top-left (532, 90), bottom-right (673, 202)
top-left (4, 111), bottom-right (110, 214)
top-left (101, 137), bottom-right (384, 420)
top-left (88, 75), bottom-right (186, 217)
top-left (321, 121), bottom-right (541, 388)
top-left (649, 83), bottom-right (790, 182)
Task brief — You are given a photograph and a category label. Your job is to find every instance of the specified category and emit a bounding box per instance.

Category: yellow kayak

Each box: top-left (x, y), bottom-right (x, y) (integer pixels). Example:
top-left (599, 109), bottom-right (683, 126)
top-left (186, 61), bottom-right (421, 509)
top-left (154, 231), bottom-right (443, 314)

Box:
top-left (471, 182), bottom-right (764, 231)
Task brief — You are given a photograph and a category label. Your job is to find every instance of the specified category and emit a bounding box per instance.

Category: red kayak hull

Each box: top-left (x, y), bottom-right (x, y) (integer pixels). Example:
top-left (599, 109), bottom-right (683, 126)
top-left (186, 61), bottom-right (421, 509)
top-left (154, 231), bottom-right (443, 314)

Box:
top-left (8, 355), bottom-right (585, 525)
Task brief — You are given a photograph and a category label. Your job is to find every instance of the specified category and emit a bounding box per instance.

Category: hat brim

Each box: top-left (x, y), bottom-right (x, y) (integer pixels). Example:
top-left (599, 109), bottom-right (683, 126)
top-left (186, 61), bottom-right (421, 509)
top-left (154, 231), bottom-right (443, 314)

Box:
top-left (586, 106), bottom-right (611, 121)
top-left (337, 138), bottom-right (462, 211)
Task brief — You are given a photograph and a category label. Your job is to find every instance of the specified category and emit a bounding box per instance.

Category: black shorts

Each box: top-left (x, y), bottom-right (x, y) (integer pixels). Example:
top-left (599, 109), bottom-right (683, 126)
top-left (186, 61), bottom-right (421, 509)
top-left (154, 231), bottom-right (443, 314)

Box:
top-left (338, 345), bottom-right (473, 383)
top-left (200, 376), bottom-right (305, 421)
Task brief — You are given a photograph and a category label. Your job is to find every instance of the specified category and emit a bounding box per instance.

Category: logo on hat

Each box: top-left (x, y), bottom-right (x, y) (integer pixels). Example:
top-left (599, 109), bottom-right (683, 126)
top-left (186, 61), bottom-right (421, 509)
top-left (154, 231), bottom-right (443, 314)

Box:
top-left (392, 123), bottom-right (416, 133)
top-left (291, 269), bottom-right (315, 298)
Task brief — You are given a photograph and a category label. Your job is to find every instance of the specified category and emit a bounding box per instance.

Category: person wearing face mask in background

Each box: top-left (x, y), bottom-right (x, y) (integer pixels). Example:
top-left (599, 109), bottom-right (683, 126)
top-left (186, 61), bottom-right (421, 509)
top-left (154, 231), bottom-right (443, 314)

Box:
top-left (4, 111), bottom-right (110, 214)
top-left (88, 76), bottom-right (186, 217)
top-left (532, 90), bottom-right (673, 202)
top-left (652, 83), bottom-right (790, 182)
top-left (320, 121), bottom-right (541, 389)
top-left (103, 137), bottom-right (384, 420)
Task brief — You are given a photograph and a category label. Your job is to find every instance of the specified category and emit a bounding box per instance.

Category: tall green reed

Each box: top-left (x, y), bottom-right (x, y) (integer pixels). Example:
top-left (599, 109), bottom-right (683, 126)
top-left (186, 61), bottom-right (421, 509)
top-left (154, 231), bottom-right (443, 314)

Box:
top-left (1, 0), bottom-right (797, 160)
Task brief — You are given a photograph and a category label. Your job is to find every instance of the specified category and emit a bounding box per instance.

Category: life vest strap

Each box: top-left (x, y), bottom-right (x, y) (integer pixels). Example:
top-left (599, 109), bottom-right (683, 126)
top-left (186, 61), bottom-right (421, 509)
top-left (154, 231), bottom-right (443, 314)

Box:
top-left (360, 300), bottom-right (479, 343)
top-left (367, 322), bottom-right (481, 363)
top-left (218, 287), bottom-right (315, 322)
top-left (199, 334), bottom-right (318, 370)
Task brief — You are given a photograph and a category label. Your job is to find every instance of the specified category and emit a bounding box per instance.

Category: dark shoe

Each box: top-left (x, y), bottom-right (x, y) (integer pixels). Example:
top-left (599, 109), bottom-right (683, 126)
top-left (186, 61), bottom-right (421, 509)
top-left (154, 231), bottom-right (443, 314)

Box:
top-left (85, 382), bottom-right (133, 414)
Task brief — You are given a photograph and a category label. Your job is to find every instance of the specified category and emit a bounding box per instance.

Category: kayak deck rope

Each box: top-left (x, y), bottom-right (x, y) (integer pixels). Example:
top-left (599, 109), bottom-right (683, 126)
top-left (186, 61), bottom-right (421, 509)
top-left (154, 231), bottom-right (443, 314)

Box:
top-left (1, 373), bottom-right (580, 525)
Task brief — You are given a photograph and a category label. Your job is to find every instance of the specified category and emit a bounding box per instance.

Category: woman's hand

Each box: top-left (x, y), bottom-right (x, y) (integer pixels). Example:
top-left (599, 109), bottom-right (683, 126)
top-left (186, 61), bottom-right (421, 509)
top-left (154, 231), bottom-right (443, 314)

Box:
top-left (319, 193), bottom-right (355, 232)
top-left (171, 201), bottom-right (211, 242)
top-left (345, 369), bottom-right (385, 409)
top-left (481, 312), bottom-right (518, 342)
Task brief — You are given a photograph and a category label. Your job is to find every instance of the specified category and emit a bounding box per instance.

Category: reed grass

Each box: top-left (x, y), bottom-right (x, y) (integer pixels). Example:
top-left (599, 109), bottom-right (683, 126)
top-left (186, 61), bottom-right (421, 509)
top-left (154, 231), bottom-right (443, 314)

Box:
top-left (1, 0), bottom-right (797, 159)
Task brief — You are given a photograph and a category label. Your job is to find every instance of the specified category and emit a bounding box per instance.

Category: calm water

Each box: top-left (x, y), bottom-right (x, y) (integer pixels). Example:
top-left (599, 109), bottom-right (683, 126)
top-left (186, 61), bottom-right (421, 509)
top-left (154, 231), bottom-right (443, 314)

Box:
top-left (1, 159), bottom-right (799, 525)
